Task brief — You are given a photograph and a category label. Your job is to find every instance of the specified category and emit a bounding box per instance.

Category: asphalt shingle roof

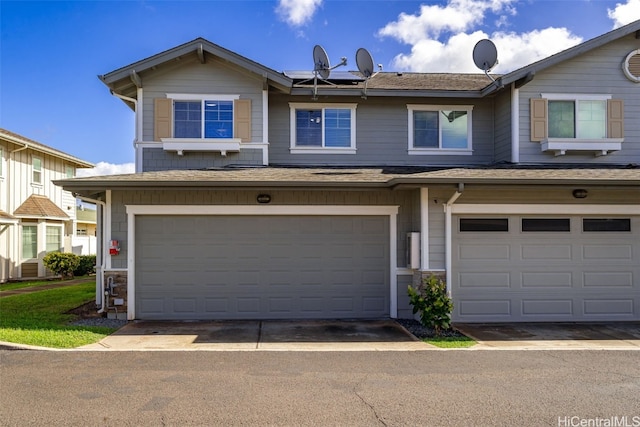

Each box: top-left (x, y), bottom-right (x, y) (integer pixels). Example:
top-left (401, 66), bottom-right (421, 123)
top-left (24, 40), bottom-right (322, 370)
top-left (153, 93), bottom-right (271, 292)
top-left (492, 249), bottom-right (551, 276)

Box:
top-left (14, 195), bottom-right (69, 219)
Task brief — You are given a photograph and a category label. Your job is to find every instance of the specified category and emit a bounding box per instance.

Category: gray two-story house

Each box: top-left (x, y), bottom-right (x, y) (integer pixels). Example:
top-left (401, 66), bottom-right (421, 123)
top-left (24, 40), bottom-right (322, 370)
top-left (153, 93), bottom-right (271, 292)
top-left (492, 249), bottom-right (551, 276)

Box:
top-left (59, 20), bottom-right (640, 323)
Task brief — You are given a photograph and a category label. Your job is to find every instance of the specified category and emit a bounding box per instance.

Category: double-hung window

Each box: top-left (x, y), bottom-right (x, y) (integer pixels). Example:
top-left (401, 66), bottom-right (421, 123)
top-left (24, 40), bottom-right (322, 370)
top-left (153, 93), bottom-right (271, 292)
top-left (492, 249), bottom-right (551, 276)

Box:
top-left (32, 156), bottom-right (42, 185)
top-left (46, 226), bottom-right (62, 253)
top-left (289, 103), bottom-right (357, 154)
top-left (22, 225), bottom-right (37, 259)
top-left (408, 105), bottom-right (473, 154)
top-left (531, 94), bottom-right (624, 156)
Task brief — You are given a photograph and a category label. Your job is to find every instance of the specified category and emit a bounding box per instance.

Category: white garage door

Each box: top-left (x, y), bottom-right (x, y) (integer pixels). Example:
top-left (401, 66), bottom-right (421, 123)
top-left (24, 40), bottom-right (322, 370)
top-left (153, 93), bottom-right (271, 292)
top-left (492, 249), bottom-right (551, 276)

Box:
top-left (135, 215), bottom-right (390, 320)
top-left (452, 215), bottom-right (640, 322)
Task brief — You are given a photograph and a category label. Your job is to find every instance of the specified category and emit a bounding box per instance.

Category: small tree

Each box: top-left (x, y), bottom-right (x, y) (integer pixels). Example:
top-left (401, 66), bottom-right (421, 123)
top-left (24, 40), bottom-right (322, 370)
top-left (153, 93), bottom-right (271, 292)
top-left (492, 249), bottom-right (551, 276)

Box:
top-left (43, 252), bottom-right (80, 279)
top-left (73, 255), bottom-right (96, 276)
top-left (407, 275), bottom-right (453, 336)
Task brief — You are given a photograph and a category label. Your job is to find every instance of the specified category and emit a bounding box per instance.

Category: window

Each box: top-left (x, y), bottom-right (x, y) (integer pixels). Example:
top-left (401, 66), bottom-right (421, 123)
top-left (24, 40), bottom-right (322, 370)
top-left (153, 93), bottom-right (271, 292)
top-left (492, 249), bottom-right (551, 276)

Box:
top-left (531, 94), bottom-right (624, 156)
top-left (32, 156), bottom-right (42, 184)
top-left (46, 226), bottom-right (62, 252)
top-left (289, 103), bottom-right (357, 154)
top-left (22, 225), bottom-right (37, 259)
top-left (460, 218), bottom-right (509, 232)
top-left (522, 218), bottom-right (570, 232)
top-left (548, 99), bottom-right (606, 139)
top-left (65, 166), bottom-right (74, 178)
top-left (174, 99), bottom-right (233, 139)
top-left (583, 218), bottom-right (631, 232)
top-left (408, 105), bottom-right (473, 154)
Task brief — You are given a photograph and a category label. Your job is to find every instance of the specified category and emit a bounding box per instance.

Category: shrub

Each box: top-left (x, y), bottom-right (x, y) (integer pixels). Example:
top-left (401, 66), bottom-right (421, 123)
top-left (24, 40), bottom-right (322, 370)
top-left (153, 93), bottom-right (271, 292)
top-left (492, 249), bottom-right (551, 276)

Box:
top-left (74, 255), bottom-right (96, 277)
top-left (43, 252), bottom-right (80, 279)
top-left (407, 275), bottom-right (454, 336)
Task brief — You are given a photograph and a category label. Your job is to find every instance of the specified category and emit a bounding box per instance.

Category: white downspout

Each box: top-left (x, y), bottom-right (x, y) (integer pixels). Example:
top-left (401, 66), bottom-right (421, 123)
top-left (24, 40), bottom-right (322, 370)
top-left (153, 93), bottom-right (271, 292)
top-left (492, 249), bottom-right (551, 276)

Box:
top-left (420, 187), bottom-right (429, 270)
top-left (444, 184), bottom-right (463, 298)
top-left (511, 83), bottom-right (520, 164)
top-left (77, 195), bottom-right (107, 312)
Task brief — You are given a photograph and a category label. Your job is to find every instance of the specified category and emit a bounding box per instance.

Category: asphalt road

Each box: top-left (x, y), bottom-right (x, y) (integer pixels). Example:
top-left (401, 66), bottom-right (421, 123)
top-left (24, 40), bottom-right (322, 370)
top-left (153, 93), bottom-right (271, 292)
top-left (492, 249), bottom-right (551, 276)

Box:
top-left (1, 350), bottom-right (639, 426)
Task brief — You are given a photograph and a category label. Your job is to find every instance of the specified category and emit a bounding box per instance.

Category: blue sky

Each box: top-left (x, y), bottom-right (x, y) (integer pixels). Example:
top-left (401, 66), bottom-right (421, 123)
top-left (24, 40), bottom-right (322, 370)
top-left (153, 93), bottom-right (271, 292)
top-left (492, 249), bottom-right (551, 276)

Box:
top-left (1, 0), bottom-right (639, 175)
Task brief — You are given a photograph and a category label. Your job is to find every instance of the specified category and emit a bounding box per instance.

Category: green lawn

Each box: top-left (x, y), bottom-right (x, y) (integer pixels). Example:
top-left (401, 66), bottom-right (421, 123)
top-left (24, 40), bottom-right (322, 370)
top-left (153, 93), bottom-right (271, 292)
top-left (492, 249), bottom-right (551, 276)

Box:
top-left (0, 281), bottom-right (118, 348)
top-left (424, 336), bottom-right (476, 348)
top-left (0, 276), bottom-right (92, 292)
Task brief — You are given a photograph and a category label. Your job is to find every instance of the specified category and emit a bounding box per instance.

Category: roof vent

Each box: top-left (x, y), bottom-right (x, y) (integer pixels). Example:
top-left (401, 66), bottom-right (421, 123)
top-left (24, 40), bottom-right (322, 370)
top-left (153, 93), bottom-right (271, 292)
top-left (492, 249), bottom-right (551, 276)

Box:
top-left (623, 49), bottom-right (640, 83)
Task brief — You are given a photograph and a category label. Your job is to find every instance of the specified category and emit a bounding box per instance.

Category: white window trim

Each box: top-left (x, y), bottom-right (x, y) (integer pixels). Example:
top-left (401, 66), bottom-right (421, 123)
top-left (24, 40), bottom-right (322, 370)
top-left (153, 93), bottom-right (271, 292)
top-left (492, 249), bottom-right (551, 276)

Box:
top-left (32, 155), bottom-right (43, 186)
top-left (407, 104), bottom-right (473, 155)
top-left (21, 223), bottom-right (38, 261)
top-left (289, 102), bottom-right (357, 154)
top-left (45, 224), bottom-right (64, 253)
top-left (165, 93), bottom-right (240, 141)
top-left (540, 93), bottom-right (621, 156)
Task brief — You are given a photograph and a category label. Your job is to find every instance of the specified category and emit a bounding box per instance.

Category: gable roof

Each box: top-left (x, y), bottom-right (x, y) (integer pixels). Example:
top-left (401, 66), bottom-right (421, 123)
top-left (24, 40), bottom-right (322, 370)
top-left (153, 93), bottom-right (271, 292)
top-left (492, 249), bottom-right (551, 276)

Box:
top-left (14, 194), bottom-right (69, 220)
top-left (100, 38), bottom-right (293, 101)
top-left (0, 128), bottom-right (94, 168)
top-left (485, 19), bottom-right (640, 94)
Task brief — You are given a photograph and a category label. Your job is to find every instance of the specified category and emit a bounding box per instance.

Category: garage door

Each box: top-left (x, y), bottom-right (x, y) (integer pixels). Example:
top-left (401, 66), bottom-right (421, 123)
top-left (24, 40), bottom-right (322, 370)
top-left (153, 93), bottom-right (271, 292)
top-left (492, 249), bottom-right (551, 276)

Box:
top-left (452, 216), bottom-right (640, 322)
top-left (135, 215), bottom-right (389, 320)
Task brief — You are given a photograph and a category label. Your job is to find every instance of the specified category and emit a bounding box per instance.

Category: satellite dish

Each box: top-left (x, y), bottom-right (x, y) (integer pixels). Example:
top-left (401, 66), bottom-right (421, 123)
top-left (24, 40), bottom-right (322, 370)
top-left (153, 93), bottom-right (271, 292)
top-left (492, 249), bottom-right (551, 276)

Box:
top-left (356, 48), bottom-right (375, 78)
top-left (313, 45), bottom-right (331, 80)
top-left (473, 39), bottom-right (498, 72)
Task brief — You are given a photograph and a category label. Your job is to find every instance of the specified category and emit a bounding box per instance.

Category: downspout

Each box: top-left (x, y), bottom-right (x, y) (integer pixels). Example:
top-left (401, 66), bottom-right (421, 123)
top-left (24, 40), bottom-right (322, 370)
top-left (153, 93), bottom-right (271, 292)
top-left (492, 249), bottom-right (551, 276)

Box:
top-left (77, 195), bottom-right (107, 312)
top-left (444, 184), bottom-right (464, 298)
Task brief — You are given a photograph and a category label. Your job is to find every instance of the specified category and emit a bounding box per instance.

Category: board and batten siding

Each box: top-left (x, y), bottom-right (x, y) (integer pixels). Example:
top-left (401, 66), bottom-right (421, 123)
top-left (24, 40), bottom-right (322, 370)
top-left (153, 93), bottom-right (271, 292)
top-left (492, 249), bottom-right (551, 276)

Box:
top-left (110, 188), bottom-right (418, 268)
top-left (518, 34), bottom-right (640, 164)
top-left (268, 95), bottom-right (496, 166)
top-left (141, 57), bottom-right (264, 144)
top-left (493, 90), bottom-right (512, 163)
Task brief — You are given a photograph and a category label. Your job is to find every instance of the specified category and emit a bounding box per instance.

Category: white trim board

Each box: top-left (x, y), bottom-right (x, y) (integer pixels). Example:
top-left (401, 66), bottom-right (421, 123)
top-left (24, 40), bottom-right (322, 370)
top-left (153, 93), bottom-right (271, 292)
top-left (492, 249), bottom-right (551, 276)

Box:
top-left (125, 204), bottom-right (399, 320)
top-left (450, 204), bottom-right (639, 215)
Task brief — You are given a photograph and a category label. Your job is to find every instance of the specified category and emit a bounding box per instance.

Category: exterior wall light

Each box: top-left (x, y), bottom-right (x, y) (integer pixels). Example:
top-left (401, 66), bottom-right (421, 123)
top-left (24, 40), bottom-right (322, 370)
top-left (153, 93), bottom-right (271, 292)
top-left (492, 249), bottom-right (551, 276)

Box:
top-left (256, 194), bottom-right (271, 204)
top-left (572, 189), bottom-right (588, 199)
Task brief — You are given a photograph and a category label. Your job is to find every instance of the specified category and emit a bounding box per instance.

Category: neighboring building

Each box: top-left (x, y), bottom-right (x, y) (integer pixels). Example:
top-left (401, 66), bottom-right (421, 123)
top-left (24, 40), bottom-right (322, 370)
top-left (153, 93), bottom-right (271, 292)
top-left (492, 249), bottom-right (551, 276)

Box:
top-left (0, 129), bottom-right (93, 281)
top-left (68, 204), bottom-right (97, 255)
top-left (58, 20), bottom-right (640, 322)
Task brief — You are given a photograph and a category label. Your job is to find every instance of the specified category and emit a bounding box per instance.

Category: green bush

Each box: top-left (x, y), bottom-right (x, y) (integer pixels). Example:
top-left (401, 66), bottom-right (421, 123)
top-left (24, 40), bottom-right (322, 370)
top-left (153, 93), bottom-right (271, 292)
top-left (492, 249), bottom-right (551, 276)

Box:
top-left (43, 252), bottom-right (80, 279)
top-left (407, 275), bottom-right (454, 336)
top-left (74, 255), bottom-right (96, 276)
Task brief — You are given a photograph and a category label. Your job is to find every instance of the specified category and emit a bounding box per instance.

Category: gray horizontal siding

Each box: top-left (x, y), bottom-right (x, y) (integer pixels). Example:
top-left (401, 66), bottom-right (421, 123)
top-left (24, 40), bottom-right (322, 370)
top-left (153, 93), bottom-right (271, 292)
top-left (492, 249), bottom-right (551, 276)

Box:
top-left (268, 94), bottom-right (496, 166)
top-left (518, 34), bottom-right (640, 164)
top-left (141, 147), bottom-right (263, 171)
top-left (141, 57), bottom-right (264, 143)
top-left (493, 89), bottom-right (512, 163)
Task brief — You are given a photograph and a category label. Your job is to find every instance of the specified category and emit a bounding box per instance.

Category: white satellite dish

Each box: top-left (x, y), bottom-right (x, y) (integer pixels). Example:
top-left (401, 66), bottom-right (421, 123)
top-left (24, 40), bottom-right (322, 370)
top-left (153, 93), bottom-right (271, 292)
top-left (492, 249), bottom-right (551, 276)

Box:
top-left (313, 45), bottom-right (331, 80)
top-left (356, 48), bottom-right (381, 99)
top-left (472, 39), bottom-right (498, 82)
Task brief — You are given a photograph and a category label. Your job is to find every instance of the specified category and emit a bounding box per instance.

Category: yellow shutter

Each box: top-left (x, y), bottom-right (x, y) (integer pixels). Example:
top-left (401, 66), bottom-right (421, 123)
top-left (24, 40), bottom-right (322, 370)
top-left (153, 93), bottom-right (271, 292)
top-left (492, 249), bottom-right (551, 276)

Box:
top-left (530, 98), bottom-right (547, 142)
top-left (154, 98), bottom-right (172, 141)
top-left (607, 99), bottom-right (624, 139)
top-left (234, 99), bottom-right (251, 142)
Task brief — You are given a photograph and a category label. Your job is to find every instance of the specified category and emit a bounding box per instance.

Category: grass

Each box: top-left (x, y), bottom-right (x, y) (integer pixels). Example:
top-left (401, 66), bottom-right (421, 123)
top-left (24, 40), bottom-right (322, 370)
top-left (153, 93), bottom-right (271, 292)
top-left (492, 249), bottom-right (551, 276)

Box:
top-left (0, 276), bottom-right (91, 292)
top-left (424, 335), bottom-right (476, 348)
top-left (0, 281), bottom-right (118, 348)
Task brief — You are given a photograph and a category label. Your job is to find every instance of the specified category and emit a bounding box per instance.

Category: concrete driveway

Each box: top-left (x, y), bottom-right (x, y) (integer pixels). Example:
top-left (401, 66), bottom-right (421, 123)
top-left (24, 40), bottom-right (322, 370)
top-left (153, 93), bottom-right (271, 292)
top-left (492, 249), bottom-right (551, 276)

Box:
top-left (455, 322), bottom-right (640, 350)
top-left (80, 319), bottom-right (431, 351)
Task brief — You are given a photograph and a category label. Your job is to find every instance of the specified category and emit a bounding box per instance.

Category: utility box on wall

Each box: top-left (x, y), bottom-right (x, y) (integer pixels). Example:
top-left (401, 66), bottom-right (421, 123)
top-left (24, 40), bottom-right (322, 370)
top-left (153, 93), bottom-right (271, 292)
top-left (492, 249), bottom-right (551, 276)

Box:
top-left (406, 232), bottom-right (420, 269)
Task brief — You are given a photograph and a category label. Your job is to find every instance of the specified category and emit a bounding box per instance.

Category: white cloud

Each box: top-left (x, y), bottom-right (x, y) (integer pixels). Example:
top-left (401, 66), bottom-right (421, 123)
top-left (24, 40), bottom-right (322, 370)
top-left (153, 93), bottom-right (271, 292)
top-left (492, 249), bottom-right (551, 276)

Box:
top-left (608, 0), bottom-right (640, 28)
top-left (77, 162), bottom-right (135, 177)
top-left (276, 0), bottom-right (322, 27)
top-left (379, 0), bottom-right (583, 73)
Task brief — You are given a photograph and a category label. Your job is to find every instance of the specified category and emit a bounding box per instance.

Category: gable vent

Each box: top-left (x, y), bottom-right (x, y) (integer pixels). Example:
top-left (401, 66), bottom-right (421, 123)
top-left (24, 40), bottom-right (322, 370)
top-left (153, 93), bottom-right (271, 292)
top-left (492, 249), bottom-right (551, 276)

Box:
top-left (623, 49), bottom-right (640, 83)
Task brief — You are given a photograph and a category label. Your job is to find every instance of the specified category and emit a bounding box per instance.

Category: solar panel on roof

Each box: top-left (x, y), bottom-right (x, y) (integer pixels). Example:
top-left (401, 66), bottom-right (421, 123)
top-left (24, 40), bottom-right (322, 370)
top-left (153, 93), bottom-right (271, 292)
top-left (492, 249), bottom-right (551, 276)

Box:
top-left (284, 70), bottom-right (365, 81)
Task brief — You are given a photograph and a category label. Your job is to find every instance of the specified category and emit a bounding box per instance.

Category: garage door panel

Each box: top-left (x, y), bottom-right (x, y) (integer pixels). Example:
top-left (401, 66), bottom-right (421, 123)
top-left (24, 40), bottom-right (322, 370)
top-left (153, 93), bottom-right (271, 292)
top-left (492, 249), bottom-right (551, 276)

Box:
top-left (521, 244), bottom-right (572, 260)
top-left (521, 272), bottom-right (573, 288)
top-left (136, 215), bottom-right (389, 320)
top-left (453, 214), bottom-right (639, 322)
